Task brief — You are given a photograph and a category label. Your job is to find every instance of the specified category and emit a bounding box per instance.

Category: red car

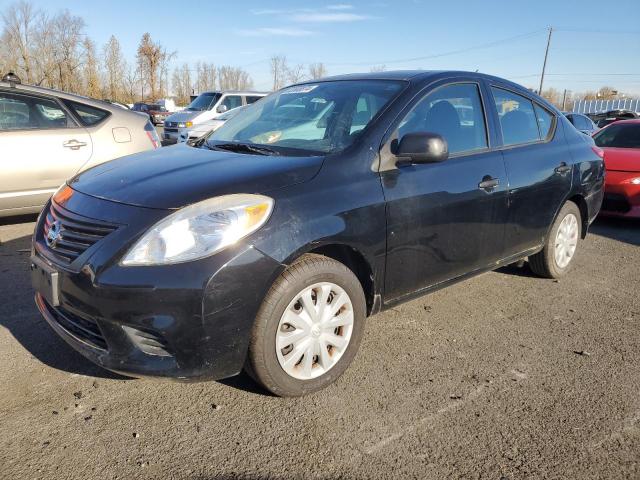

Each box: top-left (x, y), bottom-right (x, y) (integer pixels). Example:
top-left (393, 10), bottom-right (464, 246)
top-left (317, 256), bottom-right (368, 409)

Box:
top-left (594, 119), bottom-right (640, 218)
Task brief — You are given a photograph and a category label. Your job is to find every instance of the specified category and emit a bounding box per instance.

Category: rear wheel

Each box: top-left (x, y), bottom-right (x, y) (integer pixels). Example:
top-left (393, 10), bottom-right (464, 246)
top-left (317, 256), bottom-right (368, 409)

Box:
top-left (246, 254), bottom-right (366, 397)
top-left (529, 201), bottom-right (581, 278)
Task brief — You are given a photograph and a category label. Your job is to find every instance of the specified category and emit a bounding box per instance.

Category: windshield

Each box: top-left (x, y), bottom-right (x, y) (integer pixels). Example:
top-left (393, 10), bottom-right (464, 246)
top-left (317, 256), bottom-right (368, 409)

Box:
top-left (207, 80), bottom-right (405, 155)
top-left (149, 104), bottom-right (166, 112)
top-left (594, 123), bottom-right (640, 149)
top-left (186, 93), bottom-right (221, 112)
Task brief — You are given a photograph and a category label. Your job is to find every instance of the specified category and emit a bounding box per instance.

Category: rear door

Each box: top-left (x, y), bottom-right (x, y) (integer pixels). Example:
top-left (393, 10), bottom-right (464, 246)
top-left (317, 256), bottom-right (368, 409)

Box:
top-left (0, 90), bottom-right (91, 212)
top-left (487, 85), bottom-right (572, 256)
top-left (382, 80), bottom-right (509, 301)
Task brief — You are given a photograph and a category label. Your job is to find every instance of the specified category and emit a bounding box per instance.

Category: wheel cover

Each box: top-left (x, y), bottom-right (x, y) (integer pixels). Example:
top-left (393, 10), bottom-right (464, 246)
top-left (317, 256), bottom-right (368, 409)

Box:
top-left (554, 213), bottom-right (579, 269)
top-left (275, 282), bottom-right (354, 380)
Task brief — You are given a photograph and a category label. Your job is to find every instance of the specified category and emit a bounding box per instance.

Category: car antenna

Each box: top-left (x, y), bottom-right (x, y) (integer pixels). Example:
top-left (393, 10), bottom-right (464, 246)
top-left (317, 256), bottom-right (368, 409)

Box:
top-left (2, 72), bottom-right (21, 88)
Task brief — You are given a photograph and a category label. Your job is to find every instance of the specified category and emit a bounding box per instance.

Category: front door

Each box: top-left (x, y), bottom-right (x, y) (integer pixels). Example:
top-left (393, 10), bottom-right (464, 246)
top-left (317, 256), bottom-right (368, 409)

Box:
top-left (0, 90), bottom-right (91, 212)
top-left (381, 82), bottom-right (508, 302)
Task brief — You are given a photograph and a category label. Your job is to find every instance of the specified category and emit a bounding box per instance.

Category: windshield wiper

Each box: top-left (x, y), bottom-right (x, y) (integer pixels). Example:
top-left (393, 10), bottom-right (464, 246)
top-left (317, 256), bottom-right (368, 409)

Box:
top-left (210, 142), bottom-right (280, 156)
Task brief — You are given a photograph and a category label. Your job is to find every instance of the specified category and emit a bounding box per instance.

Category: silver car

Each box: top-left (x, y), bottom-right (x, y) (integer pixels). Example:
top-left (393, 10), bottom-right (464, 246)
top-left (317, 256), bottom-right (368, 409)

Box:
top-left (0, 74), bottom-right (160, 217)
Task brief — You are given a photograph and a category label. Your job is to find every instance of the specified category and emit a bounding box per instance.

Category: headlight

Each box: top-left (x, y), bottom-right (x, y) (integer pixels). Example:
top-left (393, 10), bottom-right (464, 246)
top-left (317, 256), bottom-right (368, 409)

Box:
top-left (121, 194), bottom-right (274, 266)
top-left (177, 121), bottom-right (193, 128)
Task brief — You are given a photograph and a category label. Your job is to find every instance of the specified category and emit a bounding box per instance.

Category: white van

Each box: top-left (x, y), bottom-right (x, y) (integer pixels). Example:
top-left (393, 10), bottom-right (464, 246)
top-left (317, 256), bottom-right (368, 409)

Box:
top-left (163, 91), bottom-right (267, 144)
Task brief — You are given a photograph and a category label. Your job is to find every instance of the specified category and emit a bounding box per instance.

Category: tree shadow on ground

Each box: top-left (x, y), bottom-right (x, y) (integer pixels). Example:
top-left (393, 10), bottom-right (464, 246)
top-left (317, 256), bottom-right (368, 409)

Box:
top-left (0, 233), bottom-right (127, 380)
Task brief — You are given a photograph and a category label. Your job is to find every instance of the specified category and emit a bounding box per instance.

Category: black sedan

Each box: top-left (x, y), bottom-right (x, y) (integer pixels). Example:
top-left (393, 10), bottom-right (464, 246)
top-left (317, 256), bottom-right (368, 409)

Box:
top-left (30, 71), bottom-right (604, 397)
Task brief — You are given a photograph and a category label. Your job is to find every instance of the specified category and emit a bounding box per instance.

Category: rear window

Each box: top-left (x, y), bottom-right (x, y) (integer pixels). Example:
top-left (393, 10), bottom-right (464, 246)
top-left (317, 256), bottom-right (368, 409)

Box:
top-left (63, 100), bottom-right (110, 126)
top-left (594, 123), bottom-right (640, 149)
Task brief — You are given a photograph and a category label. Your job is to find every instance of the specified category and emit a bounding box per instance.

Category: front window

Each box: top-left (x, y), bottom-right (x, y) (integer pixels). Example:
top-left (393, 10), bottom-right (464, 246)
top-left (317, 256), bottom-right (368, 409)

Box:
top-left (207, 80), bottom-right (404, 155)
top-left (186, 93), bottom-right (221, 112)
top-left (594, 123), bottom-right (640, 149)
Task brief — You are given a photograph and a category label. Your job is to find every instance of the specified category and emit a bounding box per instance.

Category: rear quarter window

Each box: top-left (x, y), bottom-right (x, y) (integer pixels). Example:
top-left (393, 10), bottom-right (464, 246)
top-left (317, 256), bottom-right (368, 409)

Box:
top-left (63, 100), bottom-right (110, 126)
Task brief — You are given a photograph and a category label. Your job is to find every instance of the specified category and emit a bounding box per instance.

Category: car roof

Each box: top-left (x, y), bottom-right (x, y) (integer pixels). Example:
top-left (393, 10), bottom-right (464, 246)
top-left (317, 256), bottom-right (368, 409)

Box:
top-left (297, 70), bottom-right (535, 93)
top-left (0, 80), bottom-right (126, 110)
top-left (605, 119), bottom-right (640, 125)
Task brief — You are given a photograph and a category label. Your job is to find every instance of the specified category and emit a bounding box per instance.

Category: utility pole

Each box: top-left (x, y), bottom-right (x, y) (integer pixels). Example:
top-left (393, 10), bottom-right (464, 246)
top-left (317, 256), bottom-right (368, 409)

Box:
top-left (561, 89), bottom-right (568, 111)
top-left (539, 26), bottom-right (553, 95)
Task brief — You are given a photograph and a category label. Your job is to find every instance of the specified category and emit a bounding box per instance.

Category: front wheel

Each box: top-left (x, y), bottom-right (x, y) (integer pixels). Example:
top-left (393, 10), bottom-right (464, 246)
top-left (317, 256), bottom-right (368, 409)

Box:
top-left (246, 254), bottom-right (366, 397)
top-left (529, 201), bottom-right (582, 278)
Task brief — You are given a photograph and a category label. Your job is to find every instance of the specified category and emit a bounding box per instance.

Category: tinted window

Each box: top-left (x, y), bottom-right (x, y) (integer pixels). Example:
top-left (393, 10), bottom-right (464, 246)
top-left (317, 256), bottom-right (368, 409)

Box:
top-left (492, 87), bottom-right (540, 146)
top-left (221, 95), bottom-right (242, 111)
top-left (594, 123), bottom-right (640, 148)
top-left (209, 80), bottom-right (404, 155)
top-left (534, 103), bottom-right (554, 138)
top-left (64, 100), bottom-right (110, 126)
top-left (0, 92), bottom-right (69, 130)
top-left (576, 115), bottom-right (592, 130)
top-left (186, 93), bottom-right (221, 112)
top-left (245, 96), bottom-right (264, 105)
top-left (398, 83), bottom-right (487, 154)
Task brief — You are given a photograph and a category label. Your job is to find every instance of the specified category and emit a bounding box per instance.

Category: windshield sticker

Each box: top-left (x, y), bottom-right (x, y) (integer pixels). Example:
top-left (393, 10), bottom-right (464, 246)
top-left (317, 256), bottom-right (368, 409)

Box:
top-left (281, 85), bottom-right (318, 95)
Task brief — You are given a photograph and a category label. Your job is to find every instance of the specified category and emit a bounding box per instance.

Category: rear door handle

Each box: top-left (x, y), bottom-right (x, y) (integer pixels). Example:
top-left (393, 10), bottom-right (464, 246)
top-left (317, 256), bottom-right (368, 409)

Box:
top-left (478, 176), bottom-right (499, 190)
top-left (63, 139), bottom-right (87, 150)
top-left (555, 162), bottom-right (571, 174)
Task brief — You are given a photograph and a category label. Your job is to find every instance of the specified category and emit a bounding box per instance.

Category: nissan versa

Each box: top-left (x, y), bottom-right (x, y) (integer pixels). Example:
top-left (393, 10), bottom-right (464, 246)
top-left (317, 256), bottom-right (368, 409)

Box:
top-left (30, 71), bottom-right (604, 397)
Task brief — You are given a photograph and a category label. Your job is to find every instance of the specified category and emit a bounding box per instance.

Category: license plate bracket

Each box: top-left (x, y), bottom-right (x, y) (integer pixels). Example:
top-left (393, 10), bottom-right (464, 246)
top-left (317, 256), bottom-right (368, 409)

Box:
top-left (30, 255), bottom-right (60, 306)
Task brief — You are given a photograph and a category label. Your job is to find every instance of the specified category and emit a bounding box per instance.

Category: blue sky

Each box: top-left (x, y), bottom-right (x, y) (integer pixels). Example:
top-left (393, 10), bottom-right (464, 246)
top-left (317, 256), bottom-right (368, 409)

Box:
top-left (4, 0), bottom-right (640, 94)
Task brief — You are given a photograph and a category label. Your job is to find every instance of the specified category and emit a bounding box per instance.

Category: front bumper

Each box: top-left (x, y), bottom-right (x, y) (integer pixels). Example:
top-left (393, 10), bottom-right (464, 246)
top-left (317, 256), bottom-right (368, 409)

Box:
top-left (31, 193), bottom-right (284, 380)
top-left (601, 171), bottom-right (640, 218)
top-left (163, 127), bottom-right (186, 143)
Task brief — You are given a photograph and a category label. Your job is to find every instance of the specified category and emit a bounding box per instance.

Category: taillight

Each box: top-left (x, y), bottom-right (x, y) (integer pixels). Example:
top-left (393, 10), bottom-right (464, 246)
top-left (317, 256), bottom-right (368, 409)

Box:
top-left (144, 121), bottom-right (160, 149)
top-left (591, 146), bottom-right (604, 159)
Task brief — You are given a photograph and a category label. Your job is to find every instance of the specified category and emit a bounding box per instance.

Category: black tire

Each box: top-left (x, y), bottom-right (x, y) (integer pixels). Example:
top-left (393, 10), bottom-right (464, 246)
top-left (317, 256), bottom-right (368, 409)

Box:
top-left (529, 201), bottom-right (582, 279)
top-left (246, 253), bottom-right (366, 397)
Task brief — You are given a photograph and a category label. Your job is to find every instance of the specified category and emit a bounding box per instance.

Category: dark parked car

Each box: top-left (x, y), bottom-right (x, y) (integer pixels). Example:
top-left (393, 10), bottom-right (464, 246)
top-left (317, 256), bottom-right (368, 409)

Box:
top-left (30, 71), bottom-right (604, 397)
top-left (131, 102), bottom-right (170, 125)
top-left (564, 112), bottom-right (598, 135)
top-left (589, 109), bottom-right (639, 129)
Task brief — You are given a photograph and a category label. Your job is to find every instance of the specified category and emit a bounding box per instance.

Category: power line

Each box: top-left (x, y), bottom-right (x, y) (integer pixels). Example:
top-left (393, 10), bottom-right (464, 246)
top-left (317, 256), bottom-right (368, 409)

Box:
top-left (320, 28), bottom-right (548, 67)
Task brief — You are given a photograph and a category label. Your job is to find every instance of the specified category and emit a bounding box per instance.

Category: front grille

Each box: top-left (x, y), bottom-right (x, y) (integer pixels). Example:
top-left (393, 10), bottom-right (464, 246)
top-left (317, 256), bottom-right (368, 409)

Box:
top-left (602, 193), bottom-right (630, 213)
top-left (164, 128), bottom-right (178, 133)
top-left (165, 122), bottom-right (177, 128)
top-left (43, 201), bottom-right (117, 264)
top-left (41, 296), bottom-right (108, 351)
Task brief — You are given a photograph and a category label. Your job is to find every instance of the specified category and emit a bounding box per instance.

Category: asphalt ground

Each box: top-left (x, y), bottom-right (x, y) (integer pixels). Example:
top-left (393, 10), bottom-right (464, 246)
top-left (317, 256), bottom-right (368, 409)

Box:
top-left (0, 215), bottom-right (638, 479)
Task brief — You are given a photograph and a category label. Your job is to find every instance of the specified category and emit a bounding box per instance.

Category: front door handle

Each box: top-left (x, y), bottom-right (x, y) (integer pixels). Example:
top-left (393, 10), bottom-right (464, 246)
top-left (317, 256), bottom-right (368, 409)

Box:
top-left (478, 176), bottom-right (499, 190)
top-left (555, 162), bottom-right (571, 175)
top-left (63, 139), bottom-right (87, 150)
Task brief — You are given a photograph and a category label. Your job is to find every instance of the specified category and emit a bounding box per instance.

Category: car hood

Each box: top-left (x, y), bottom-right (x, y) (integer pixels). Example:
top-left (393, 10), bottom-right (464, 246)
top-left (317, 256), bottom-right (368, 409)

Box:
top-left (165, 111), bottom-right (200, 123)
top-left (69, 144), bottom-right (324, 210)
top-left (603, 147), bottom-right (640, 172)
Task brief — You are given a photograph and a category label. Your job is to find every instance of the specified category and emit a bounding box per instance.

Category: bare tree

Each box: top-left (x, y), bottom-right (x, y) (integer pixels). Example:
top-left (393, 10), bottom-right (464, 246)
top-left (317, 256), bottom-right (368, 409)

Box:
top-left (103, 35), bottom-right (125, 102)
top-left (1, 1), bottom-right (40, 83)
top-left (136, 32), bottom-right (174, 100)
top-left (82, 37), bottom-right (101, 98)
top-left (172, 62), bottom-right (192, 105)
top-left (370, 64), bottom-right (386, 72)
top-left (308, 62), bottom-right (327, 80)
top-left (287, 63), bottom-right (306, 84)
top-left (195, 61), bottom-right (216, 93)
top-left (51, 10), bottom-right (85, 92)
top-left (270, 55), bottom-right (288, 91)
top-left (122, 62), bottom-right (139, 104)
top-left (217, 65), bottom-right (253, 90)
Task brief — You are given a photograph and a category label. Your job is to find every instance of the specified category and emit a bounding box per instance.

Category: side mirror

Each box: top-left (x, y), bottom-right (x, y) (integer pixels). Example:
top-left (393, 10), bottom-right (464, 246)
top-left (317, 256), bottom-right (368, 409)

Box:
top-left (216, 104), bottom-right (228, 114)
top-left (396, 132), bottom-right (448, 163)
